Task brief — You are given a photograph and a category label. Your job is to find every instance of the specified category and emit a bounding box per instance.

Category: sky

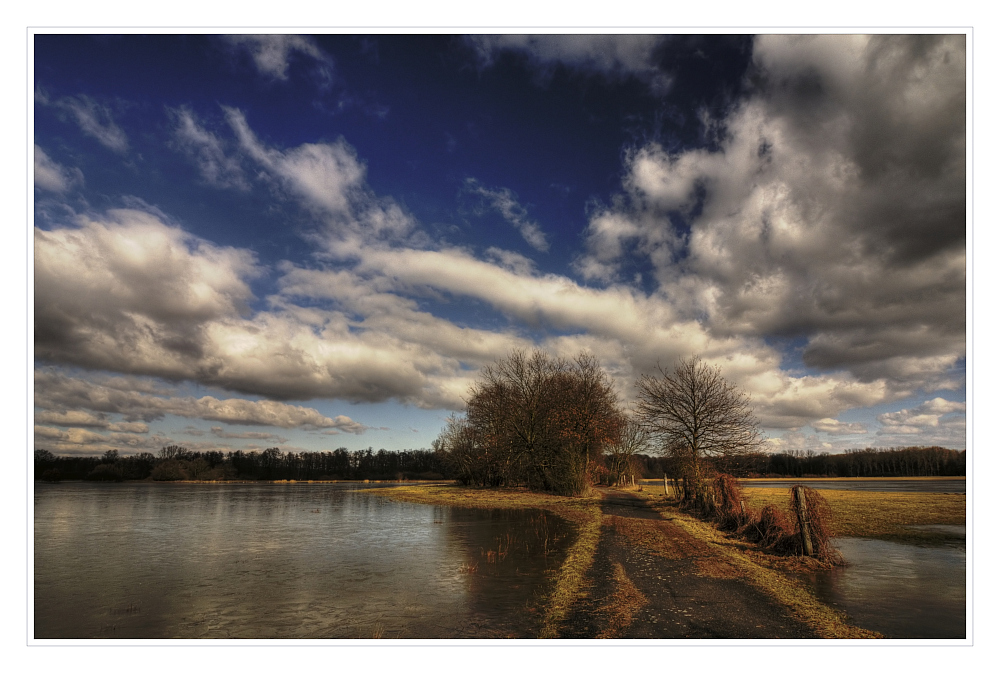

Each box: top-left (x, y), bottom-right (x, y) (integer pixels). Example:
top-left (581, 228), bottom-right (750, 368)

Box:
top-left (31, 33), bottom-right (968, 457)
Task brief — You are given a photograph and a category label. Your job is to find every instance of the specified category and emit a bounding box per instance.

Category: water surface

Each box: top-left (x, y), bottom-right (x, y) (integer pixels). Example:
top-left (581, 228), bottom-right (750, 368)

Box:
top-left (740, 479), bottom-right (965, 493)
top-left (804, 536), bottom-right (966, 639)
top-left (34, 482), bottom-right (573, 639)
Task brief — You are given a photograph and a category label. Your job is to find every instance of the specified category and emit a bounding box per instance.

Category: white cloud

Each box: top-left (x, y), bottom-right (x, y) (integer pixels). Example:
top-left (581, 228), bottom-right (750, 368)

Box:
top-left (170, 107), bottom-right (249, 190)
top-left (224, 35), bottom-right (333, 82)
top-left (34, 145), bottom-right (83, 193)
top-left (810, 418), bottom-right (869, 435)
top-left (210, 427), bottom-right (288, 443)
top-left (466, 35), bottom-right (671, 94)
top-left (224, 107), bottom-right (417, 245)
top-left (56, 95), bottom-right (129, 153)
top-left (465, 178), bottom-right (549, 251)
top-left (35, 370), bottom-right (367, 431)
top-left (874, 397), bottom-right (966, 447)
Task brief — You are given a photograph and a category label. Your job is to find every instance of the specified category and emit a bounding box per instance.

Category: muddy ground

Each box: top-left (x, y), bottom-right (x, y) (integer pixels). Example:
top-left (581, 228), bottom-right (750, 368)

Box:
top-left (558, 489), bottom-right (815, 639)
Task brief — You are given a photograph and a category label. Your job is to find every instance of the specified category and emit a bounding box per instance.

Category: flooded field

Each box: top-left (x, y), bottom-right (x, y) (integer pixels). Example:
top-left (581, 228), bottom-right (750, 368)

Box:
top-left (33, 482), bottom-right (573, 639)
top-left (805, 534), bottom-right (967, 639)
top-left (740, 479), bottom-right (966, 494)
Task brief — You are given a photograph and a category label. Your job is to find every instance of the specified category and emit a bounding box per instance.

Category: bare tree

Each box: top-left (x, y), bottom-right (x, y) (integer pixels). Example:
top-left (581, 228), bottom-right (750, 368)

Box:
top-left (605, 415), bottom-right (649, 486)
top-left (636, 356), bottom-right (763, 489)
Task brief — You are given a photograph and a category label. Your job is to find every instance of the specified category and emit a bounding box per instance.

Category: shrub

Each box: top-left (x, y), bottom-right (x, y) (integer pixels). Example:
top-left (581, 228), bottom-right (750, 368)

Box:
top-left (150, 459), bottom-right (188, 481)
top-left (85, 463), bottom-right (124, 482)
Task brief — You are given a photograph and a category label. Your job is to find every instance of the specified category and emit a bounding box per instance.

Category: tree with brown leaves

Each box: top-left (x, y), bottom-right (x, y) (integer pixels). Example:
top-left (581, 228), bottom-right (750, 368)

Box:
top-left (439, 349), bottom-right (622, 495)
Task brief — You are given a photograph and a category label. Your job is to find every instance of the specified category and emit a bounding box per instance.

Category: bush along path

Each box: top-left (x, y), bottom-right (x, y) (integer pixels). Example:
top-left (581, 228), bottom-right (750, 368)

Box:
top-left (556, 488), bottom-right (881, 639)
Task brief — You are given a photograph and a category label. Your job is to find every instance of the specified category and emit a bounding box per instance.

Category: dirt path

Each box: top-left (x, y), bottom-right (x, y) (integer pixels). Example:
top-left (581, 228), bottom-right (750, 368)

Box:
top-left (559, 488), bottom-right (815, 639)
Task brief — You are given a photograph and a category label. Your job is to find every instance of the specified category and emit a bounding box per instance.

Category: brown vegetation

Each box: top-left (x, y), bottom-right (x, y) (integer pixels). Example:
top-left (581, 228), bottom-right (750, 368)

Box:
top-left (437, 349), bottom-right (622, 495)
top-left (744, 487), bottom-right (965, 543)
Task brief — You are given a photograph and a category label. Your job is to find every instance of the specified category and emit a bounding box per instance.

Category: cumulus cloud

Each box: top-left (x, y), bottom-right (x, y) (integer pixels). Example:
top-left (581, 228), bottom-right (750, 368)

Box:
top-left (466, 35), bottom-right (671, 93)
top-left (224, 107), bottom-right (418, 246)
top-left (35, 208), bottom-right (261, 377)
top-left (34, 370), bottom-right (365, 430)
top-left (224, 35), bottom-right (333, 82)
top-left (34, 145), bottom-right (83, 193)
top-left (575, 35), bottom-right (966, 393)
top-left (169, 107), bottom-right (249, 190)
top-left (810, 418), bottom-right (869, 435)
top-left (874, 397), bottom-right (966, 446)
top-left (53, 94), bottom-right (129, 153)
top-left (210, 427), bottom-right (288, 443)
top-left (464, 178), bottom-right (549, 251)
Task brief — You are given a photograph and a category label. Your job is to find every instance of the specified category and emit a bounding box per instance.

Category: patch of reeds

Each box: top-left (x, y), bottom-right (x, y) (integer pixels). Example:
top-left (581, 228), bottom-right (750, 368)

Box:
top-left (679, 475), bottom-right (842, 563)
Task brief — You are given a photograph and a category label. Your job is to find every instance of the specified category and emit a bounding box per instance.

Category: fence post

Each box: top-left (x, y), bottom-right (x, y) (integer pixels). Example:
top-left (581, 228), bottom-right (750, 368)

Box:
top-left (793, 486), bottom-right (814, 557)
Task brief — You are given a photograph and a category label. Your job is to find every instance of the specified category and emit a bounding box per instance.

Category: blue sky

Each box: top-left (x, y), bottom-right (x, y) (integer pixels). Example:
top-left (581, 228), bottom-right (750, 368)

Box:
top-left (32, 34), bottom-right (967, 456)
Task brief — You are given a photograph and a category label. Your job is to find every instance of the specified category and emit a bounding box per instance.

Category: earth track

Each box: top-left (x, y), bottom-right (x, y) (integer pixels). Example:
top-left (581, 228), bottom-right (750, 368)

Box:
top-left (559, 488), bottom-right (815, 639)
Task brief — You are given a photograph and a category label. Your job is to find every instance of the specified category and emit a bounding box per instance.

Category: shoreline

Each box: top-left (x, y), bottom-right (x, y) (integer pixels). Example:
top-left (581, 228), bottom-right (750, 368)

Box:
top-left (376, 483), bottom-right (880, 639)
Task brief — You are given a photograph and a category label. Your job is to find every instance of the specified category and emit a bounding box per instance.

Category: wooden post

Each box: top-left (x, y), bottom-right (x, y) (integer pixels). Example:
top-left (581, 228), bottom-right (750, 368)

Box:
top-left (793, 486), bottom-right (814, 557)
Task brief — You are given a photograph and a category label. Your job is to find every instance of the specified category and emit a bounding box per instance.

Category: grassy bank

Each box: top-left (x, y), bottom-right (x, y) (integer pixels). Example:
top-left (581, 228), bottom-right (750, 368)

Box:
top-left (375, 483), bottom-right (883, 639)
top-left (369, 484), bottom-right (602, 638)
top-left (742, 487), bottom-right (965, 543)
top-left (634, 497), bottom-right (881, 639)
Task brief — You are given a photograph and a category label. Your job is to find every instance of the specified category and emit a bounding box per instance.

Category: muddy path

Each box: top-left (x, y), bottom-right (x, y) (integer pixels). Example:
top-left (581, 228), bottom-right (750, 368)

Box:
top-left (559, 488), bottom-right (815, 639)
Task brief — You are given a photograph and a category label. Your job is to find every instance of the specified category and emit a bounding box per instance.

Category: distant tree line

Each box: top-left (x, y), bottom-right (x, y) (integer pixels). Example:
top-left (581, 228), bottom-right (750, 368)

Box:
top-left (33, 445), bottom-right (449, 482)
top-left (714, 445), bottom-right (966, 478)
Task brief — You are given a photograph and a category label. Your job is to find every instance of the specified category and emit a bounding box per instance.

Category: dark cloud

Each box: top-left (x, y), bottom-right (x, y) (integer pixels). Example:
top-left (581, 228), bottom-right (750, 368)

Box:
top-left (576, 35), bottom-right (966, 393)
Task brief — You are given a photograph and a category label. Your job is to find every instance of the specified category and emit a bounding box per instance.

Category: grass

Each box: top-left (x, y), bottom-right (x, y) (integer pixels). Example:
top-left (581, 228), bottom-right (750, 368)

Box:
top-left (743, 488), bottom-right (965, 543)
top-left (633, 494), bottom-right (881, 639)
top-left (369, 483), bottom-right (603, 638)
top-left (595, 561), bottom-right (648, 639)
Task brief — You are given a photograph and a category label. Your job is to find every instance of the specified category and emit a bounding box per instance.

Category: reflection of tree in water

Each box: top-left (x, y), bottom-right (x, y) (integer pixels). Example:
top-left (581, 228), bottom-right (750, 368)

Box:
top-left (444, 508), bottom-right (576, 638)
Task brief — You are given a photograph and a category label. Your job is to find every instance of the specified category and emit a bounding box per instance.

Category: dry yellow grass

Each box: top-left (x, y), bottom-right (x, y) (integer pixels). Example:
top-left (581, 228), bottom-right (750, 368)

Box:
top-left (636, 498), bottom-right (881, 639)
top-left (595, 562), bottom-right (648, 639)
top-left (743, 488), bottom-right (965, 542)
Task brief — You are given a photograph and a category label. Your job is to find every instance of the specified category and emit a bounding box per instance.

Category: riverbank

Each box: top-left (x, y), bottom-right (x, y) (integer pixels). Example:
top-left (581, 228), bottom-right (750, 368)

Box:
top-left (375, 483), bottom-right (879, 639)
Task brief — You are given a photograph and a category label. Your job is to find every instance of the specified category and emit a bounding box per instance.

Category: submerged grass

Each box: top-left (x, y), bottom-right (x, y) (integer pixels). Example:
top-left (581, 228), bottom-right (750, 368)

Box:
top-left (743, 488), bottom-right (965, 543)
top-left (370, 483), bottom-right (602, 638)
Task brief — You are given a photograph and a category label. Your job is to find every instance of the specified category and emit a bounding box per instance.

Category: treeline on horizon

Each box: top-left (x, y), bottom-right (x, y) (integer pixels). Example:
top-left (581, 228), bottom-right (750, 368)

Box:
top-left (33, 443), bottom-right (965, 483)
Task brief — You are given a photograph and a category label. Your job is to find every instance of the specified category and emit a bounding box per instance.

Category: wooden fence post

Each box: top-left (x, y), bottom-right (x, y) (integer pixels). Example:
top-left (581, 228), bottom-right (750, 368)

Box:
top-left (793, 486), bottom-right (814, 557)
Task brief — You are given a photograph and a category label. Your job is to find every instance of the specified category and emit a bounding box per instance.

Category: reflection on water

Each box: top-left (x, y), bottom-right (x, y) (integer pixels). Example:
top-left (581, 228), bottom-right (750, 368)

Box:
top-left (34, 483), bottom-right (573, 639)
top-left (805, 537), bottom-right (966, 639)
top-left (740, 479), bottom-right (965, 493)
